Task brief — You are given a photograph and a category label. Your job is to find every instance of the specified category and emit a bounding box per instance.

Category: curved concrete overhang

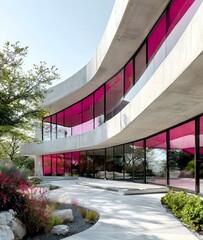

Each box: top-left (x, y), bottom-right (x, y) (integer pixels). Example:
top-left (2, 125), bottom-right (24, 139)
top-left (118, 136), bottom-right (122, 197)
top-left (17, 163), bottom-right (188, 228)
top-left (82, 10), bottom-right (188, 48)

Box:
top-left (43, 0), bottom-right (170, 114)
top-left (21, 2), bottom-right (203, 156)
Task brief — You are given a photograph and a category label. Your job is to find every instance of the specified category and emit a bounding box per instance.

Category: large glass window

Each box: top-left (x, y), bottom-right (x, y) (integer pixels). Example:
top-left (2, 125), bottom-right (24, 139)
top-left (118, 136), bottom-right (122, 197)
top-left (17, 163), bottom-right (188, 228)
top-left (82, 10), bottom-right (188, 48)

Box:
top-left (146, 132), bottom-right (167, 185)
top-left (114, 145), bottom-right (124, 180)
top-left (82, 95), bottom-right (94, 133)
top-left (57, 111), bottom-right (65, 139)
top-left (106, 147), bottom-right (114, 179)
top-left (56, 154), bottom-right (65, 175)
top-left (199, 117), bottom-right (203, 193)
top-left (71, 102), bottom-right (82, 136)
top-left (167, 0), bottom-right (195, 35)
top-left (106, 70), bottom-right (124, 120)
top-left (64, 153), bottom-right (72, 176)
top-left (169, 121), bottom-right (195, 191)
top-left (51, 115), bottom-right (57, 140)
top-left (86, 150), bottom-right (94, 178)
top-left (72, 152), bottom-right (80, 176)
top-left (94, 86), bottom-right (105, 128)
top-left (134, 43), bottom-right (146, 83)
top-left (124, 60), bottom-right (134, 95)
top-left (148, 13), bottom-right (167, 62)
top-left (43, 155), bottom-right (52, 176)
top-left (94, 149), bottom-right (106, 179)
top-left (43, 117), bottom-right (51, 141)
top-left (79, 151), bottom-right (87, 177)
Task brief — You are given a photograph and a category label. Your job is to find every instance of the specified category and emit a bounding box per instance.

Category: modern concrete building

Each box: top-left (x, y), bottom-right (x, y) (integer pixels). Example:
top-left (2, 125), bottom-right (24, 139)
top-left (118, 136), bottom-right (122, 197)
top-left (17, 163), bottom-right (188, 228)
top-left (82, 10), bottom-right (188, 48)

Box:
top-left (22, 0), bottom-right (203, 194)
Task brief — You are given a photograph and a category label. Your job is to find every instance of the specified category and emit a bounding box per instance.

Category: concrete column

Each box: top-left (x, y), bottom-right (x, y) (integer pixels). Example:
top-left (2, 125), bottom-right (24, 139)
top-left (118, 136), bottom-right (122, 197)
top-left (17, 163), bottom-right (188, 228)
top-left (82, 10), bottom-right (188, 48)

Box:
top-left (34, 156), bottom-right (43, 176)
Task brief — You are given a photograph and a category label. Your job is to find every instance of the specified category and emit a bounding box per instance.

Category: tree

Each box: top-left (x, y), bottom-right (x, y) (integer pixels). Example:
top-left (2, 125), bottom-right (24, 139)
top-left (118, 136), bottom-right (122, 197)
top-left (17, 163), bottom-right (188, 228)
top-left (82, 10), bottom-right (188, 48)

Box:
top-left (0, 41), bottom-right (60, 163)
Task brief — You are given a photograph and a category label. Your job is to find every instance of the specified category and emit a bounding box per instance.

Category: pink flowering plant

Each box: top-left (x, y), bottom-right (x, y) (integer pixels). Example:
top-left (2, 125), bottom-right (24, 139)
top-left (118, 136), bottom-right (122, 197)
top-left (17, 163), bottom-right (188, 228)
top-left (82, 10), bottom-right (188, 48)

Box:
top-left (0, 169), bottom-right (59, 236)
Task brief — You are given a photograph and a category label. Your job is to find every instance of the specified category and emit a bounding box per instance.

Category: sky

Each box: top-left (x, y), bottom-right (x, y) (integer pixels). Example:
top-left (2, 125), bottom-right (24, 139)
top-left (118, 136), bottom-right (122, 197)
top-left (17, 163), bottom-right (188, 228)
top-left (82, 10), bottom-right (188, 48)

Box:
top-left (0, 0), bottom-right (115, 85)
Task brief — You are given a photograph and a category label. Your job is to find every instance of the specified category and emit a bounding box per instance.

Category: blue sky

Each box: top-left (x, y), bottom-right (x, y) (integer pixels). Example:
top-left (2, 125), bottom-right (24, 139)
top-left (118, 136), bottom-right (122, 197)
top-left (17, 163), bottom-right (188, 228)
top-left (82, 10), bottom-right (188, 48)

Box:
top-left (0, 0), bottom-right (115, 85)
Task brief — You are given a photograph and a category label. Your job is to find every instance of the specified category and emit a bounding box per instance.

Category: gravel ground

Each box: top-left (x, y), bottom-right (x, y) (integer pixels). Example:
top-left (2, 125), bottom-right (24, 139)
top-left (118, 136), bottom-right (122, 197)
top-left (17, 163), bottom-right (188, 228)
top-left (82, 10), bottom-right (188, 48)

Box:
top-left (25, 204), bottom-right (94, 240)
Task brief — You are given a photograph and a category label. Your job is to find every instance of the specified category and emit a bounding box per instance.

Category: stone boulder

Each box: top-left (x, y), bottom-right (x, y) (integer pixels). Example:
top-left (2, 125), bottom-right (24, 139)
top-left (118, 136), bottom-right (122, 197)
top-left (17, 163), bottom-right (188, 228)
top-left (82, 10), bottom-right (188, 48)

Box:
top-left (52, 209), bottom-right (74, 222)
top-left (51, 225), bottom-right (69, 235)
top-left (0, 225), bottom-right (14, 240)
top-left (10, 217), bottom-right (26, 240)
top-left (0, 211), bottom-right (13, 225)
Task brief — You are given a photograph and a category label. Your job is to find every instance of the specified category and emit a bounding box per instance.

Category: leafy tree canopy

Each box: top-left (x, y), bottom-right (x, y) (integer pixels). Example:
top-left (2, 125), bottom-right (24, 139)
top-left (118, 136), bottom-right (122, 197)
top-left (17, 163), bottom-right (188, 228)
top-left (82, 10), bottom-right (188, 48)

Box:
top-left (0, 41), bottom-right (60, 162)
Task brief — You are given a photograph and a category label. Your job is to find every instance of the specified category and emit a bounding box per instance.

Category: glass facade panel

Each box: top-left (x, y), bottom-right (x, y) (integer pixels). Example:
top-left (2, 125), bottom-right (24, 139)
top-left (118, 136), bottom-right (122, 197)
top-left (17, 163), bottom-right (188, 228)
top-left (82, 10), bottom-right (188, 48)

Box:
top-left (148, 13), bottom-right (166, 62)
top-left (43, 116), bottom-right (51, 141)
top-left (64, 153), bottom-right (72, 176)
top-left (124, 60), bottom-right (134, 95)
top-left (146, 132), bottom-right (166, 185)
top-left (79, 151), bottom-right (87, 177)
top-left (94, 86), bottom-right (105, 128)
top-left (51, 154), bottom-right (57, 175)
top-left (72, 152), bottom-right (80, 176)
top-left (94, 149), bottom-right (106, 179)
top-left (131, 140), bottom-right (145, 181)
top-left (82, 95), bottom-right (94, 133)
top-left (106, 147), bottom-right (114, 179)
top-left (168, 0), bottom-right (195, 35)
top-left (114, 145), bottom-right (124, 180)
top-left (169, 121), bottom-right (195, 191)
top-left (135, 43), bottom-right (146, 83)
top-left (199, 117), bottom-right (203, 194)
top-left (106, 70), bottom-right (124, 120)
top-left (43, 155), bottom-right (52, 176)
top-left (51, 115), bottom-right (57, 140)
top-left (71, 102), bottom-right (82, 136)
top-left (86, 150), bottom-right (94, 178)
top-left (56, 154), bottom-right (65, 175)
top-left (57, 111), bottom-right (65, 139)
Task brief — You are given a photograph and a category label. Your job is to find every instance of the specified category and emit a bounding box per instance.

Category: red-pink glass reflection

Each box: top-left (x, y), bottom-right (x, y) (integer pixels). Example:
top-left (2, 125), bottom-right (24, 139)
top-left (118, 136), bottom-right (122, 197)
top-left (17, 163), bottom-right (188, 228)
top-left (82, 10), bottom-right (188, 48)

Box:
top-left (135, 43), bottom-right (146, 82)
top-left (82, 95), bottom-right (93, 133)
top-left (168, 0), bottom-right (194, 35)
top-left (106, 70), bottom-right (124, 119)
top-left (43, 155), bottom-right (51, 176)
top-left (94, 86), bottom-right (105, 128)
top-left (170, 121), bottom-right (195, 154)
top-left (124, 60), bottom-right (134, 95)
top-left (148, 13), bottom-right (166, 62)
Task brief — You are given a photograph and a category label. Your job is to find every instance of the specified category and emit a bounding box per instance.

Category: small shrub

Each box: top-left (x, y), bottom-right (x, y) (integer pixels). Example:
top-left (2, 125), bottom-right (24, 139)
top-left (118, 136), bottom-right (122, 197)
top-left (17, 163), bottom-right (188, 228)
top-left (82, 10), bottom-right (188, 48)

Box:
top-left (85, 209), bottom-right (99, 223)
top-left (181, 195), bottom-right (203, 231)
top-left (49, 185), bottom-right (60, 190)
top-left (161, 189), bottom-right (203, 232)
top-left (77, 206), bottom-right (99, 223)
top-left (29, 177), bottom-right (42, 185)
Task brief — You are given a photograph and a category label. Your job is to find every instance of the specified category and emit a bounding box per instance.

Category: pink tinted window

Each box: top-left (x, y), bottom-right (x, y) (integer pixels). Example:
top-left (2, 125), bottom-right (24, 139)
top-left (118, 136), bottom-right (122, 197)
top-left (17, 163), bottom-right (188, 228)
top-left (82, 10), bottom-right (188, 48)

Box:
top-left (64, 153), bottom-right (72, 174)
top-left (124, 60), bottom-right (134, 95)
top-left (57, 111), bottom-right (64, 126)
top-left (170, 121), bottom-right (195, 154)
top-left (146, 132), bottom-right (166, 149)
top-left (168, 0), bottom-right (194, 35)
top-left (82, 95), bottom-right (93, 133)
top-left (135, 43), bottom-right (146, 83)
top-left (200, 117), bottom-right (203, 154)
top-left (94, 86), bottom-right (105, 127)
top-left (43, 155), bottom-right (51, 176)
top-left (52, 154), bottom-right (57, 175)
top-left (133, 140), bottom-right (144, 148)
top-left (57, 154), bottom-right (65, 175)
top-left (106, 70), bottom-right (124, 120)
top-left (148, 13), bottom-right (167, 62)
top-left (71, 102), bottom-right (82, 135)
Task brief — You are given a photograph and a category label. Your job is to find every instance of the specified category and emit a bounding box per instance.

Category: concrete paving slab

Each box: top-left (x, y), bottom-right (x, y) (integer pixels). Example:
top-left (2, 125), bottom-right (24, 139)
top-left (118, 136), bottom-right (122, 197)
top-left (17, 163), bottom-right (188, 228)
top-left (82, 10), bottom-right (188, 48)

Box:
top-left (47, 179), bottom-right (199, 240)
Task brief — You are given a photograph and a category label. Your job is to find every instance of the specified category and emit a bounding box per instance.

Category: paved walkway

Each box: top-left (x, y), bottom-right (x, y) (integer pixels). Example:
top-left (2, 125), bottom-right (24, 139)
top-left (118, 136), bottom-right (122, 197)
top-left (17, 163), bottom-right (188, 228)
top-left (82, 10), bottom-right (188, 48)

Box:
top-left (47, 178), bottom-right (199, 240)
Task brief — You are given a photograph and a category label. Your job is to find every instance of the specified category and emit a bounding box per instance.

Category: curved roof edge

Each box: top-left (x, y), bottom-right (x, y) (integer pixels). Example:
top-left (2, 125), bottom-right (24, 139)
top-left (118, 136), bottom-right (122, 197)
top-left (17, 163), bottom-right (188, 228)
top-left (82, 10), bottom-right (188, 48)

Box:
top-left (43, 0), bottom-right (170, 114)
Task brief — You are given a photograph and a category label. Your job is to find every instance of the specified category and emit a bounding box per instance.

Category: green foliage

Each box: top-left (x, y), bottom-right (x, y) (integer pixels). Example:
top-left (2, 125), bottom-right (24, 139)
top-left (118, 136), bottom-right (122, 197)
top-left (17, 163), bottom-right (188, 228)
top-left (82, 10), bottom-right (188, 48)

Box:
top-left (77, 206), bottom-right (99, 223)
top-left (85, 209), bottom-right (99, 223)
top-left (13, 156), bottom-right (34, 171)
top-left (181, 195), bottom-right (203, 231)
top-left (0, 41), bottom-right (60, 163)
top-left (29, 177), bottom-right (42, 185)
top-left (46, 215), bottom-right (63, 230)
top-left (161, 189), bottom-right (203, 232)
top-left (0, 165), bottom-right (29, 181)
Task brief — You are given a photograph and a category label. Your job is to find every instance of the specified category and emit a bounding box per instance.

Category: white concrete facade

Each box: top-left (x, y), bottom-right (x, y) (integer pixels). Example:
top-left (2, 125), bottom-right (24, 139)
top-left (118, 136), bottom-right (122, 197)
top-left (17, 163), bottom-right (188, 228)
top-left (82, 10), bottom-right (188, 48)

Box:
top-left (21, 0), bottom-right (203, 157)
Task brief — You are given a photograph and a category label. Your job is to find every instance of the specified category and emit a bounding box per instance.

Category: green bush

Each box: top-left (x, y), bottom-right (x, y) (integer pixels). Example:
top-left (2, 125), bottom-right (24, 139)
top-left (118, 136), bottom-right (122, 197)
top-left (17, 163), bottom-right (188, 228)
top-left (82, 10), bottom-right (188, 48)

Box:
top-left (0, 165), bottom-right (29, 181)
top-left (161, 189), bottom-right (203, 232)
